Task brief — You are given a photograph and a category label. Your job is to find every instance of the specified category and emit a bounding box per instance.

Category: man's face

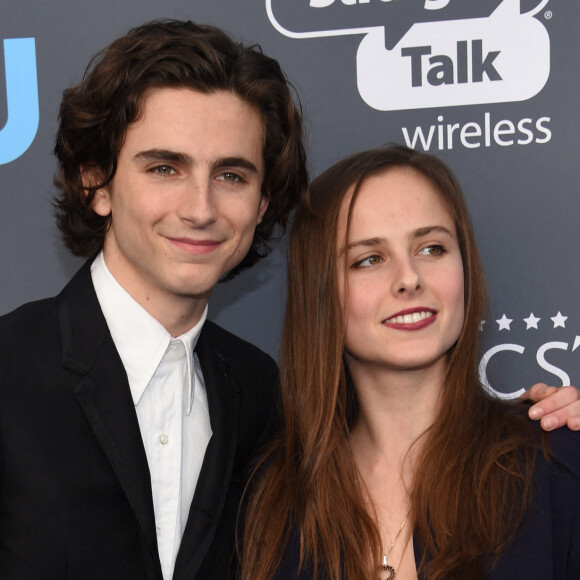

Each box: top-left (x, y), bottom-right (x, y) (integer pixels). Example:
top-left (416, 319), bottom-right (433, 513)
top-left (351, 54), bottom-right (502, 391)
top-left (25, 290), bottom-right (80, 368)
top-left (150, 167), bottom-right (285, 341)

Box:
top-left (91, 88), bottom-right (268, 326)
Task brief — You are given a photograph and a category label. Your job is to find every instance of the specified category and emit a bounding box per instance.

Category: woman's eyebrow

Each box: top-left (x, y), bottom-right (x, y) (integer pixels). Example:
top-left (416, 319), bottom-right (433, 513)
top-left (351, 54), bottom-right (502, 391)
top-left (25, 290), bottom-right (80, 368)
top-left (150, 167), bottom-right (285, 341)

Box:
top-left (344, 237), bottom-right (385, 252)
top-left (412, 225), bottom-right (454, 238)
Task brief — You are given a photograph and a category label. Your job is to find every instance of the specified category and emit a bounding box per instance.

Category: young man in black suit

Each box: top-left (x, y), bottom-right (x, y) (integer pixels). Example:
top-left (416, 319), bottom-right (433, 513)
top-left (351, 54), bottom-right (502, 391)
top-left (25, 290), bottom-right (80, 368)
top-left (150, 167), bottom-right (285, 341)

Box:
top-left (0, 20), bottom-right (306, 580)
top-left (0, 17), bottom-right (578, 580)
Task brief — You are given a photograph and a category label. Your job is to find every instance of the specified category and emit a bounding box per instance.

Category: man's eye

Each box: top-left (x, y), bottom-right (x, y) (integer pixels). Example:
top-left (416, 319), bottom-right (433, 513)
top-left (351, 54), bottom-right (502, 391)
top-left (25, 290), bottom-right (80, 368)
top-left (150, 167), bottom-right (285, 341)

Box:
top-left (151, 165), bottom-right (176, 176)
top-left (217, 172), bottom-right (242, 183)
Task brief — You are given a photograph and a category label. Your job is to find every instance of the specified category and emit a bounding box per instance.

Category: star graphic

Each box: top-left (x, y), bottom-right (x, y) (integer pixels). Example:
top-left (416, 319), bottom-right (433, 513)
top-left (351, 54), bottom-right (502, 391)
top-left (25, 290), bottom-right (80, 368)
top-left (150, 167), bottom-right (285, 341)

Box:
top-left (479, 320), bottom-right (486, 332)
top-left (496, 314), bottom-right (512, 331)
top-left (523, 313), bottom-right (540, 330)
top-left (551, 311), bottom-right (568, 329)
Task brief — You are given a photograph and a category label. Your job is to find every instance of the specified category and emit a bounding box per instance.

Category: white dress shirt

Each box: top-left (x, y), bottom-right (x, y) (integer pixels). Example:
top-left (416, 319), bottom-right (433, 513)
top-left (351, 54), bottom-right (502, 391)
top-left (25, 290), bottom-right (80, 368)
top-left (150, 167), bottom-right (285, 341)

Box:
top-left (91, 252), bottom-right (213, 580)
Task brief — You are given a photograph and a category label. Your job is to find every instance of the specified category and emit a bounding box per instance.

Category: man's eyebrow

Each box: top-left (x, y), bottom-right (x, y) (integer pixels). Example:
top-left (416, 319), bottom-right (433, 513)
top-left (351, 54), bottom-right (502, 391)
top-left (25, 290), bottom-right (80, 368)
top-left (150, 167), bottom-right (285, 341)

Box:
top-left (134, 149), bottom-right (193, 165)
top-left (213, 157), bottom-right (260, 175)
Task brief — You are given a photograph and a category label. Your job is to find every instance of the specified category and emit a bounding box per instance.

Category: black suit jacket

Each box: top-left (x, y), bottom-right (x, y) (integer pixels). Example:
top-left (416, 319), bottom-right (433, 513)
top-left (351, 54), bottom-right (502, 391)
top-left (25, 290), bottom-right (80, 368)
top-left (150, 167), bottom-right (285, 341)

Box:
top-left (0, 261), bottom-right (278, 579)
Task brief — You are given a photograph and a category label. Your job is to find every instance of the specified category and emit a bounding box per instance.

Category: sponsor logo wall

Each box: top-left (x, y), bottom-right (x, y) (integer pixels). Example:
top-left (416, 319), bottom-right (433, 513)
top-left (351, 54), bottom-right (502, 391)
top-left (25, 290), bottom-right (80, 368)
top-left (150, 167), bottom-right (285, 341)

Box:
top-left (1, 0), bottom-right (579, 395)
top-left (0, 38), bottom-right (38, 164)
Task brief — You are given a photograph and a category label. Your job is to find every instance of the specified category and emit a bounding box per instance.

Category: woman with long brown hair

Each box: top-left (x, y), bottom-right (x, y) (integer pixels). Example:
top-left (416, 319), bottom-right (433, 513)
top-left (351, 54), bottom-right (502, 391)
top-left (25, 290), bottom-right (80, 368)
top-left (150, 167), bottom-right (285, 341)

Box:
top-left (241, 145), bottom-right (580, 579)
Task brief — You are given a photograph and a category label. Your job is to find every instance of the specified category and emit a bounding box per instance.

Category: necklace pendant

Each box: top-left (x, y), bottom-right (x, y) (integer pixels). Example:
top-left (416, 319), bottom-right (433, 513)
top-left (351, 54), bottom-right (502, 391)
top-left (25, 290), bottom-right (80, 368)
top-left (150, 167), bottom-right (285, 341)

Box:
top-left (380, 562), bottom-right (396, 580)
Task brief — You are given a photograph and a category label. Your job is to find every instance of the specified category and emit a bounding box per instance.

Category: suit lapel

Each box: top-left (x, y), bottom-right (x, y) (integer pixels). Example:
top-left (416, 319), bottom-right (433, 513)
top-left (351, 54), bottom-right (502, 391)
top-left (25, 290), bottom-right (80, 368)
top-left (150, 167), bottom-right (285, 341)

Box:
top-left (57, 262), bottom-right (162, 577)
top-left (173, 325), bottom-right (239, 579)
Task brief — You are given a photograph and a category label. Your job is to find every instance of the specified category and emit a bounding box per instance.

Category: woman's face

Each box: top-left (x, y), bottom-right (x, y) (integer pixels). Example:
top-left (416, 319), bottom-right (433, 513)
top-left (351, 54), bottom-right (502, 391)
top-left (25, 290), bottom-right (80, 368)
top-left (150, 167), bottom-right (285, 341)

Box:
top-left (337, 167), bottom-right (465, 377)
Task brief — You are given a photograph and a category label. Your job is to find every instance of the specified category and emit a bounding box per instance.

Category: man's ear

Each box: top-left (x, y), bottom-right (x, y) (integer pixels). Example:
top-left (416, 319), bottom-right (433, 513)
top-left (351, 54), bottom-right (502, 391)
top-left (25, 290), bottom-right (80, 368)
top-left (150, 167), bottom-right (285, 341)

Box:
top-left (256, 194), bottom-right (270, 225)
top-left (81, 167), bottom-right (111, 217)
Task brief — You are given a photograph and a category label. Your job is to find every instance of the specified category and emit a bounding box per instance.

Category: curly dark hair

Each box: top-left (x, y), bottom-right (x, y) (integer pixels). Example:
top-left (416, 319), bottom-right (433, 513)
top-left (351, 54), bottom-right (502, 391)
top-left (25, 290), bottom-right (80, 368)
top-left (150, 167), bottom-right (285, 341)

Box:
top-left (53, 19), bottom-right (308, 279)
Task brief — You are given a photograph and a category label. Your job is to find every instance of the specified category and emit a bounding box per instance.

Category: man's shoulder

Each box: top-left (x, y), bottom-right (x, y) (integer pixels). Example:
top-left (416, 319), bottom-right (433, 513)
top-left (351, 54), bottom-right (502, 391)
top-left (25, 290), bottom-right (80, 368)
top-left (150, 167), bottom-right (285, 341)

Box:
top-left (201, 319), bottom-right (277, 363)
top-left (0, 297), bottom-right (64, 377)
top-left (200, 320), bottom-right (278, 378)
top-left (0, 262), bottom-right (96, 352)
top-left (522, 412), bottom-right (580, 492)
top-left (544, 424), bottom-right (580, 481)
top-left (0, 262), bottom-right (93, 332)
top-left (0, 295), bottom-right (58, 339)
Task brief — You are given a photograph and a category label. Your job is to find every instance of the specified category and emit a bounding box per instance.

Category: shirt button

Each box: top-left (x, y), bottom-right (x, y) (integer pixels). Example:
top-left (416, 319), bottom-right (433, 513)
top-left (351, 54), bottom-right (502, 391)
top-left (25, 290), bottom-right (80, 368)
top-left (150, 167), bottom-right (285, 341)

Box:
top-left (159, 433), bottom-right (169, 445)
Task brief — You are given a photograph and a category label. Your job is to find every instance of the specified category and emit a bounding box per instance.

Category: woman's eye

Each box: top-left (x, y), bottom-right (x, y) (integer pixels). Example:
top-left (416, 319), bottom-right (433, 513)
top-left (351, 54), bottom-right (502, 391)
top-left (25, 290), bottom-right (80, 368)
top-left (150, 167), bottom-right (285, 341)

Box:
top-left (418, 244), bottom-right (445, 256)
top-left (354, 255), bottom-right (382, 268)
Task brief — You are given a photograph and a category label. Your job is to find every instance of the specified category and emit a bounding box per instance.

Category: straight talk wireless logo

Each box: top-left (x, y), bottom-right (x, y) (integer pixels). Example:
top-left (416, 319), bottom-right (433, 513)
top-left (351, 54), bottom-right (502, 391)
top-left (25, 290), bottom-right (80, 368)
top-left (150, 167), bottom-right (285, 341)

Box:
top-left (267, 0), bottom-right (553, 150)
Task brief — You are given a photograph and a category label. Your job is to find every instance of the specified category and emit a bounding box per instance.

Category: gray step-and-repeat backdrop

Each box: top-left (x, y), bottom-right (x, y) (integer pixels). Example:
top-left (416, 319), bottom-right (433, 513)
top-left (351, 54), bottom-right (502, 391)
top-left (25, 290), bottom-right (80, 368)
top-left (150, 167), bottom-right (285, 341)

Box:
top-left (1, 0), bottom-right (578, 397)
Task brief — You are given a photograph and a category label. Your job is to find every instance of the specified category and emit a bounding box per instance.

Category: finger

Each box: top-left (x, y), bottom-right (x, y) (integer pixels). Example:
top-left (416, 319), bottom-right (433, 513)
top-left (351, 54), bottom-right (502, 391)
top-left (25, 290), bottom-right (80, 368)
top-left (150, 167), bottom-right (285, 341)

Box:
top-left (540, 408), bottom-right (580, 431)
top-left (526, 385), bottom-right (558, 419)
top-left (521, 383), bottom-right (555, 403)
top-left (529, 386), bottom-right (580, 430)
top-left (527, 385), bottom-right (578, 419)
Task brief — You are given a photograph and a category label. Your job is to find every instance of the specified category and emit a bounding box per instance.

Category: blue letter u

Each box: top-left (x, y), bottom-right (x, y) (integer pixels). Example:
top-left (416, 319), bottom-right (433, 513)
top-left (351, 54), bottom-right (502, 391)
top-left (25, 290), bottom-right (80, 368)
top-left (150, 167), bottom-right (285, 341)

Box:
top-left (0, 38), bottom-right (39, 165)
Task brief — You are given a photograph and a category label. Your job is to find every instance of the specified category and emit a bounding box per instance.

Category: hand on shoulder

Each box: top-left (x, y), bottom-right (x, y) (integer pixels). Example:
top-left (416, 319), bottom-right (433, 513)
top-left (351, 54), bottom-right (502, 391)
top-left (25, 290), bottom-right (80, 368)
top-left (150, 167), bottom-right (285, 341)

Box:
top-left (523, 383), bottom-right (580, 431)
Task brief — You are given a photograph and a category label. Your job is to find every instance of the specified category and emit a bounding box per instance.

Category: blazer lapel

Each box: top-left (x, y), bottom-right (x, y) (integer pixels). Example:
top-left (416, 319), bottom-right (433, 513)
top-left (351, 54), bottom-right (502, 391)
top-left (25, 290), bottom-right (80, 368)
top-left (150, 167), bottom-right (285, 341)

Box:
top-left (173, 326), bottom-right (239, 579)
top-left (57, 262), bottom-right (162, 577)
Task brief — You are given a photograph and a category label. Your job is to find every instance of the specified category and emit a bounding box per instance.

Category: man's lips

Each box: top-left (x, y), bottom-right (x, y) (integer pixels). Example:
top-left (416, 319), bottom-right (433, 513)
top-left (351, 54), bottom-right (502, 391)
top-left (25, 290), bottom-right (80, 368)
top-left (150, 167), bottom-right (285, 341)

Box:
top-left (167, 237), bottom-right (222, 255)
top-left (383, 307), bottom-right (437, 330)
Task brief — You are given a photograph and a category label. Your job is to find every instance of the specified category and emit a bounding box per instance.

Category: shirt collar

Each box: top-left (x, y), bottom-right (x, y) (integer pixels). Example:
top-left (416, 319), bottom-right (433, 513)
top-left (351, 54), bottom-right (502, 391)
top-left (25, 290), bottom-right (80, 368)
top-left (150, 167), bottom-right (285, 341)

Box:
top-left (90, 252), bottom-right (207, 410)
top-left (174, 316), bottom-right (206, 415)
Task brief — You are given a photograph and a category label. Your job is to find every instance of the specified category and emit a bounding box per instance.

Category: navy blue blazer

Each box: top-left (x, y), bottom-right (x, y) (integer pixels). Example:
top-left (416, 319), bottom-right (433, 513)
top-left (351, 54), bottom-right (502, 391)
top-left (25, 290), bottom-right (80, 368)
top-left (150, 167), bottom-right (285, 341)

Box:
top-left (275, 424), bottom-right (580, 579)
top-left (0, 261), bottom-right (278, 579)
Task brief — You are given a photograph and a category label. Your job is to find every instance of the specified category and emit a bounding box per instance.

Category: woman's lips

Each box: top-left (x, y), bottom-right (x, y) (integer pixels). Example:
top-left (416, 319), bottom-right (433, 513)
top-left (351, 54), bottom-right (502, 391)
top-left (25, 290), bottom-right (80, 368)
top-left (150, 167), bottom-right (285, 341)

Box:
top-left (383, 308), bottom-right (437, 330)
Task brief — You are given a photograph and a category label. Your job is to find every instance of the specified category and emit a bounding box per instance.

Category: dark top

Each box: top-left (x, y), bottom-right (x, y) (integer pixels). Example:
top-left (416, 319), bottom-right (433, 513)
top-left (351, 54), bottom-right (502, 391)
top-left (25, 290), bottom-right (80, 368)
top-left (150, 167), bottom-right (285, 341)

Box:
top-left (274, 423), bottom-right (580, 579)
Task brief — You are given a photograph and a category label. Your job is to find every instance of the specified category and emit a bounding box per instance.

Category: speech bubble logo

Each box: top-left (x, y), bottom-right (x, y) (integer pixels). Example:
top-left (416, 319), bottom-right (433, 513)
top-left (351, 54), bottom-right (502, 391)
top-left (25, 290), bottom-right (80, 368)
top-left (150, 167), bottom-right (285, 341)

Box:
top-left (267, 0), bottom-right (551, 112)
top-left (356, 0), bottom-right (550, 111)
top-left (267, 0), bottom-right (504, 50)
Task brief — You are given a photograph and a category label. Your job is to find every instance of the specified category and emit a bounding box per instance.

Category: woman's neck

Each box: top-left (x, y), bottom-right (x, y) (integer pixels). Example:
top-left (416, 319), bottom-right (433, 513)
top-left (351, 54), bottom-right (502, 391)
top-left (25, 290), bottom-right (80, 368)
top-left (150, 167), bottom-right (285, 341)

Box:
top-left (348, 359), bottom-right (444, 462)
top-left (346, 362), bottom-right (444, 580)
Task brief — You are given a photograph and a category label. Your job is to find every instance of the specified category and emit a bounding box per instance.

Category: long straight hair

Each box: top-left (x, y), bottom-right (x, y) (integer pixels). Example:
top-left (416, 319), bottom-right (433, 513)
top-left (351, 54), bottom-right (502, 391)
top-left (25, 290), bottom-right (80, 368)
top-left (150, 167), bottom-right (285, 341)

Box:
top-left (241, 146), bottom-right (536, 580)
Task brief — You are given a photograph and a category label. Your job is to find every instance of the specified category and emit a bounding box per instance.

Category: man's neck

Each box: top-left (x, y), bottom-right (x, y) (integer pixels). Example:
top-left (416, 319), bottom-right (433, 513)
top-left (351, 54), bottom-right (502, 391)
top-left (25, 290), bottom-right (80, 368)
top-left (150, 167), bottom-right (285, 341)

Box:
top-left (97, 251), bottom-right (209, 336)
